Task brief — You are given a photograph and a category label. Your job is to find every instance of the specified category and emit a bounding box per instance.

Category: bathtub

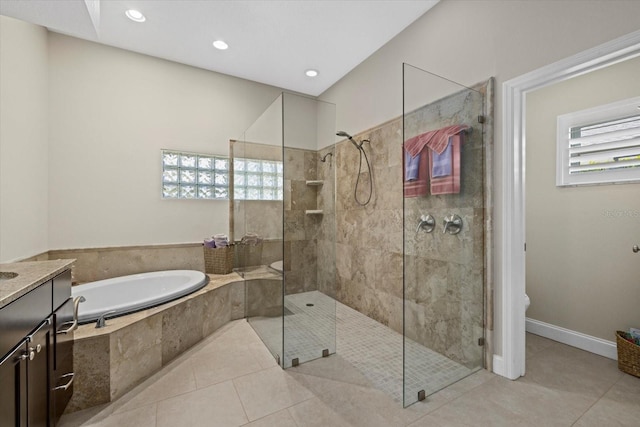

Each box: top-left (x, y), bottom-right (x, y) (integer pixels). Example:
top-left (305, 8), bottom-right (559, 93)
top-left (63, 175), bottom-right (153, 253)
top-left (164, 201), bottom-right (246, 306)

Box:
top-left (71, 270), bottom-right (208, 324)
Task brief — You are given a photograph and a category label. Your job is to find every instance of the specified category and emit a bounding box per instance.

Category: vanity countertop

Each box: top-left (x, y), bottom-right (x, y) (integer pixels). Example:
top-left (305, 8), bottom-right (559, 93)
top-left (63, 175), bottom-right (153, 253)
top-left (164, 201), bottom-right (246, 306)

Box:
top-left (0, 259), bottom-right (75, 309)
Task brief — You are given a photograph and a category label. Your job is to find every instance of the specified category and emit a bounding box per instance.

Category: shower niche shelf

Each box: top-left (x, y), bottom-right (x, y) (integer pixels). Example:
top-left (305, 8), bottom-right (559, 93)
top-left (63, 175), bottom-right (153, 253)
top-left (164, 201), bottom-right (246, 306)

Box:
top-left (305, 180), bottom-right (323, 186)
top-left (305, 210), bottom-right (323, 215)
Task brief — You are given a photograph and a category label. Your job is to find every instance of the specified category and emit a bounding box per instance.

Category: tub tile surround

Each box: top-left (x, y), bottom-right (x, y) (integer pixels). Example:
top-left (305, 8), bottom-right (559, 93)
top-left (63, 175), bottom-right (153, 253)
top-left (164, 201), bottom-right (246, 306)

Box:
top-left (48, 243), bottom-right (205, 284)
top-left (67, 272), bottom-right (250, 412)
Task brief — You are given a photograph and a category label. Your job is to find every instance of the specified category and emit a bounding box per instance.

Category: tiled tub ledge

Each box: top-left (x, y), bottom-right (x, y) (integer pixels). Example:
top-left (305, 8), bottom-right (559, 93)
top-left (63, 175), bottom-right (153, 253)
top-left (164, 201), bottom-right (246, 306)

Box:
top-left (67, 272), bottom-right (251, 413)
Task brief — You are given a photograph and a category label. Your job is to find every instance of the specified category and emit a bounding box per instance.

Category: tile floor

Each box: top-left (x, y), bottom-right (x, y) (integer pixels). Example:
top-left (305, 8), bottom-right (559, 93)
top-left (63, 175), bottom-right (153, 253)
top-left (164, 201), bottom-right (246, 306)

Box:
top-left (59, 320), bottom-right (640, 427)
top-left (249, 291), bottom-right (475, 403)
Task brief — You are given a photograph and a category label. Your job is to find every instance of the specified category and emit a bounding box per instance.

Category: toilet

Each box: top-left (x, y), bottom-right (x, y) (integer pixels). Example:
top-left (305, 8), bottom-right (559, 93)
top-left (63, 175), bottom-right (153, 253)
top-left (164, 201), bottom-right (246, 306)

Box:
top-left (525, 293), bottom-right (531, 312)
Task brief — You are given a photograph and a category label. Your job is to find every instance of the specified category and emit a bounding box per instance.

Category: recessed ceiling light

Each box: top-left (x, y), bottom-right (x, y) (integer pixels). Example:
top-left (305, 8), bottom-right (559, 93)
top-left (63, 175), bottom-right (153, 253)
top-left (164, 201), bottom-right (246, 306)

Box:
top-left (213, 40), bottom-right (229, 50)
top-left (125, 9), bottom-right (146, 23)
top-left (305, 69), bottom-right (319, 77)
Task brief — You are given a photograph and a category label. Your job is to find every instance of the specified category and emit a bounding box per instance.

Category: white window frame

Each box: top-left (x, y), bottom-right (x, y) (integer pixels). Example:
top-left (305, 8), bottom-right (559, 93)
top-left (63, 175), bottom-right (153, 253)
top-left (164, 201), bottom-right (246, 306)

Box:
top-left (556, 95), bottom-right (640, 187)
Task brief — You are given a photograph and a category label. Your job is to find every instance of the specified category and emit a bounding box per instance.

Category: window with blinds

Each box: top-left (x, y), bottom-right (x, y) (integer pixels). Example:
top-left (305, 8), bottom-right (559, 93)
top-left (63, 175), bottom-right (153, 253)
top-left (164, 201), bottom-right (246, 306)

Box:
top-left (556, 96), bottom-right (640, 186)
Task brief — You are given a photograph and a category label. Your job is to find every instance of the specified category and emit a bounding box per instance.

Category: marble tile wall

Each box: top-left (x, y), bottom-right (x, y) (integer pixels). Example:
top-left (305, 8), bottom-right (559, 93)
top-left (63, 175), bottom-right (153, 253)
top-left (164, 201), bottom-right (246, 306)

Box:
top-left (245, 279), bottom-right (284, 318)
top-left (229, 142), bottom-right (324, 300)
top-left (334, 118), bottom-right (405, 334)
top-left (48, 244), bottom-right (204, 284)
top-left (316, 145), bottom-right (336, 298)
top-left (334, 81), bottom-right (491, 368)
top-left (403, 84), bottom-right (488, 368)
top-left (283, 147), bottom-right (321, 296)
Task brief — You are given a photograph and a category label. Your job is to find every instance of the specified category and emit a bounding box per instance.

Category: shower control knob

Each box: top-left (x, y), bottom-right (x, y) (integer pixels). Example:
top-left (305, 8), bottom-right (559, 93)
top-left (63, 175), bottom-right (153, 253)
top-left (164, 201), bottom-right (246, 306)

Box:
top-left (633, 245), bottom-right (639, 253)
top-left (443, 214), bottom-right (463, 235)
top-left (416, 214), bottom-right (436, 235)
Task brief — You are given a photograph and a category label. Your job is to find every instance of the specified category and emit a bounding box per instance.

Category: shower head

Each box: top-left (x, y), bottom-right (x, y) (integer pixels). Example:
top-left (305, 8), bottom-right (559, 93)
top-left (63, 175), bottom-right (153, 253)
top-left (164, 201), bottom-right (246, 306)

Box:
top-left (336, 131), bottom-right (362, 149)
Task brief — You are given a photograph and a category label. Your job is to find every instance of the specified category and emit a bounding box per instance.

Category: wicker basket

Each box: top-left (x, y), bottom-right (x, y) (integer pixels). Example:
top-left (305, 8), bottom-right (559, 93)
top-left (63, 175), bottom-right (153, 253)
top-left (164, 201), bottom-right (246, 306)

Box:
top-left (203, 245), bottom-right (234, 274)
top-left (616, 331), bottom-right (640, 378)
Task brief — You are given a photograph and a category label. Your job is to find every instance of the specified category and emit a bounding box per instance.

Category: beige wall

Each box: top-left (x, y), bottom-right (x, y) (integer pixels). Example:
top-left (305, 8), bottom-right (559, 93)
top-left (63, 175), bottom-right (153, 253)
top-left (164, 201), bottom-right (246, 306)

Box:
top-left (525, 57), bottom-right (640, 341)
top-left (0, 17), bottom-right (49, 262)
top-left (47, 33), bottom-right (283, 250)
top-left (319, 0), bottom-right (640, 356)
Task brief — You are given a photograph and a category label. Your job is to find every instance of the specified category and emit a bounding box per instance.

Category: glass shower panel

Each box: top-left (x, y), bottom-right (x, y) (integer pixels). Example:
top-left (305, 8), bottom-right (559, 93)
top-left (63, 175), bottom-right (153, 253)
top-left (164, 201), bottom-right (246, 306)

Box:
top-left (233, 94), bottom-right (285, 366)
top-left (402, 64), bottom-right (486, 407)
top-left (281, 93), bottom-right (337, 368)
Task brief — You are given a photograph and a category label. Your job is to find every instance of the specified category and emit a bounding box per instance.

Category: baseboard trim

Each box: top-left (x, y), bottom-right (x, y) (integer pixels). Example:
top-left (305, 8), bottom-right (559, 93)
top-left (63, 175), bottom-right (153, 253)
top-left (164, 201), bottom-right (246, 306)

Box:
top-left (492, 355), bottom-right (505, 376)
top-left (526, 318), bottom-right (617, 360)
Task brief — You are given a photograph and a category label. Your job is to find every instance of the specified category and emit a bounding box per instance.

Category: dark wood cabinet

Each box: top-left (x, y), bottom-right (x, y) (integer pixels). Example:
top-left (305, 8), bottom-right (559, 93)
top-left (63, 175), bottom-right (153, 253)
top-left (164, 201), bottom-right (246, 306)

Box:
top-left (26, 320), bottom-right (53, 427)
top-left (0, 340), bottom-right (28, 427)
top-left (51, 295), bottom-right (74, 426)
top-left (0, 269), bottom-right (73, 427)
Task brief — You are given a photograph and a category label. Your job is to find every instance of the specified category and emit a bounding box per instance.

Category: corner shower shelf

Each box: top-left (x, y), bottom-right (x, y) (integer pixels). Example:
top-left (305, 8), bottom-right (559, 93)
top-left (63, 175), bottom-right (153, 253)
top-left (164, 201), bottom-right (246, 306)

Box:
top-left (305, 210), bottom-right (323, 215)
top-left (305, 180), bottom-right (324, 186)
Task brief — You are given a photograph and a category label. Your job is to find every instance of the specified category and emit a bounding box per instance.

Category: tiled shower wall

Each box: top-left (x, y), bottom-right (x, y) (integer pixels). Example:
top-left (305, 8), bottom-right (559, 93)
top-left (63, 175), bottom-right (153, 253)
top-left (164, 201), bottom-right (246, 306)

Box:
top-left (231, 141), bottom-right (326, 297)
top-left (330, 81), bottom-right (492, 367)
top-left (333, 120), bottom-right (405, 333)
top-left (283, 147), bottom-right (322, 295)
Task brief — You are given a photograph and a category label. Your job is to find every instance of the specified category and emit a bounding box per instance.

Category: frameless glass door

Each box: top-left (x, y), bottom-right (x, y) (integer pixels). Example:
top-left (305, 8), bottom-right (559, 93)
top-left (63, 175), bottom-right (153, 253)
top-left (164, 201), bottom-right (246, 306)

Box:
top-left (402, 64), bottom-right (489, 406)
top-left (233, 94), bottom-right (285, 366)
top-left (282, 93), bottom-right (337, 368)
top-left (237, 93), bottom-right (337, 369)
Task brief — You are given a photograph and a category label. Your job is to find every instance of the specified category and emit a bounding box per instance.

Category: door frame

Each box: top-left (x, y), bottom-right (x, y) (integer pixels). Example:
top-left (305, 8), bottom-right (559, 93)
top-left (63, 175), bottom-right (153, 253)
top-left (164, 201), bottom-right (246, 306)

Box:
top-left (499, 29), bottom-right (640, 380)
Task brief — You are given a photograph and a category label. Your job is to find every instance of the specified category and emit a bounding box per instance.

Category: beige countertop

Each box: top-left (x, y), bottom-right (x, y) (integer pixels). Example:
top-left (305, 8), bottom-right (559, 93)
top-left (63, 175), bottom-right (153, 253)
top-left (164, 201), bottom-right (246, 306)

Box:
top-left (0, 259), bottom-right (75, 309)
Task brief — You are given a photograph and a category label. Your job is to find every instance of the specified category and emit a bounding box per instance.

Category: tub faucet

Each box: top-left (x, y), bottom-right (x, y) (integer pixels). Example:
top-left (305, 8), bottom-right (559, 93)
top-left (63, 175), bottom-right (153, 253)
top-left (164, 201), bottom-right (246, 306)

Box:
top-left (95, 310), bottom-right (117, 328)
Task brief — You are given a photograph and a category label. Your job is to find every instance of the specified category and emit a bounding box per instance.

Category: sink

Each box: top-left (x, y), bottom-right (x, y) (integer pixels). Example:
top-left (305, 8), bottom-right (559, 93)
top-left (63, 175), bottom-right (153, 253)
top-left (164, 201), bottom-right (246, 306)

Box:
top-left (0, 272), bottom-right (19, 281)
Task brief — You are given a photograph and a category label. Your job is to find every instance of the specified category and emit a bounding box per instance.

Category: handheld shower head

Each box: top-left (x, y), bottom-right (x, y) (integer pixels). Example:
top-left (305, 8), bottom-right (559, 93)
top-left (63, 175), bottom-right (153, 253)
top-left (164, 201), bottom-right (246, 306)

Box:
top-left (336, 131), bottom-right (361, 149)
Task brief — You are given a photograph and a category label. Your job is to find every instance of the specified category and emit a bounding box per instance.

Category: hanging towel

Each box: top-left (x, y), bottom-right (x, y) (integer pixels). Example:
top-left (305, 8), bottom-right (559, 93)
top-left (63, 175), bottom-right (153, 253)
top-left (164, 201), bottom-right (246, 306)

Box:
top-left (431, 140), bottom-right (452, 178)
top-left (429, 133), bottom-right (462, 195)
top-left (405, 151), bottom-right (420, 181)
top-left (403, 124), bottom-right (468, 198)
top-left (403, 149), bottom-right (429, 197)
top-left (404, 124), bottom-right (469, 158)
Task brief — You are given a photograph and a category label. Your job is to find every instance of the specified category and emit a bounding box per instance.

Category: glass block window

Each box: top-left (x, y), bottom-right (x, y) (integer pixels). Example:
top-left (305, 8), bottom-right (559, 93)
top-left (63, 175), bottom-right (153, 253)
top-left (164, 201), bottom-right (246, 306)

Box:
top-left (162, 150), bottom-right (229, 199)
top-left (233, 158), bottom-right (284, 200)
top-left (161, 150), bottom-right (283, 201)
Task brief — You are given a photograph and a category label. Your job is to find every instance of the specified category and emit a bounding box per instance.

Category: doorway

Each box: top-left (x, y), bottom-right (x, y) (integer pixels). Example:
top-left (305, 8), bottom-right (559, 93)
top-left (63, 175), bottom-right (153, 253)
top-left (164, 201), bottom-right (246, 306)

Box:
top-left (501, 29), bottom-right (640, 379)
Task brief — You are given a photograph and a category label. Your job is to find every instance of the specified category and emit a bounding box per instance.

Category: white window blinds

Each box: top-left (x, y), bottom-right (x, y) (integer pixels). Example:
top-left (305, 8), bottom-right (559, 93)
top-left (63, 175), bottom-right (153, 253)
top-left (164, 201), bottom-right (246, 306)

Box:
top-left (556, 96), bottom-right (640, 186)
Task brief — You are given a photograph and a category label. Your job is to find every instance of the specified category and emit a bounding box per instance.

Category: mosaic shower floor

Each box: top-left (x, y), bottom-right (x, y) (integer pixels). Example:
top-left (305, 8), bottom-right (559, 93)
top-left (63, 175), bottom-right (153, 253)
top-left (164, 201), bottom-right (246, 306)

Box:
top-left (249, 291), bottom-right (477, 404)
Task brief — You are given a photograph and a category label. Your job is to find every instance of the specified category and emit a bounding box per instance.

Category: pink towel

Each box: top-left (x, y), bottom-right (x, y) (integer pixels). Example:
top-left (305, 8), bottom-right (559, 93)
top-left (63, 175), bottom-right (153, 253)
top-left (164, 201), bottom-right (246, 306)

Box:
top-left (404, 124), bottom-right (469, 157)
top-left (429, 134), bottom-right (462, 195)
top-left (403, 124), bottom-right (468, 197)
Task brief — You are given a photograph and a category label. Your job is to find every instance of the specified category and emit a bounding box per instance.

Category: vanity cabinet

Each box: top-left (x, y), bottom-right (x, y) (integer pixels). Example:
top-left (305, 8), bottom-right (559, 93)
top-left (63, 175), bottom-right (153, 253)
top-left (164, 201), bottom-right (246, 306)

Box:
top-left (0, 268), bottom-right (74, 427)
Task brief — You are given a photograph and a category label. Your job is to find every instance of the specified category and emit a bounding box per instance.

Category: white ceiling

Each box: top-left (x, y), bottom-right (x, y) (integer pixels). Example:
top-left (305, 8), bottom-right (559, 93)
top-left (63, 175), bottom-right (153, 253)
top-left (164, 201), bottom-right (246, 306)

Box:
top-left (0, 0), bottom-right (438, 96)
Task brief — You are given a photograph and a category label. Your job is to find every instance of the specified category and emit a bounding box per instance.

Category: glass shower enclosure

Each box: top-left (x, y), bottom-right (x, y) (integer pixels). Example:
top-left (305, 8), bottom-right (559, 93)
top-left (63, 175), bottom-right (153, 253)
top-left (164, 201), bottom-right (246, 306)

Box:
top-left (231, 92), bottom-right (337, 369)
top-left (403, 64), bottom-right (492, 407)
